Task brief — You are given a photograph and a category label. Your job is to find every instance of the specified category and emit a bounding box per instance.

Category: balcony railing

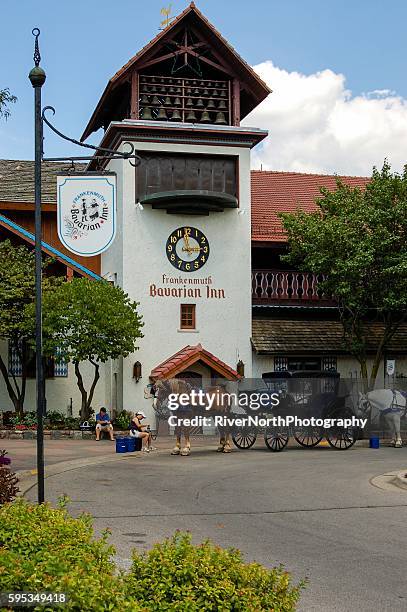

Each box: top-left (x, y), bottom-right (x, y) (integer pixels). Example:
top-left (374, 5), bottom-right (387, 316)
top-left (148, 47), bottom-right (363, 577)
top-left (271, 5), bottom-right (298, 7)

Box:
top-left (252, 270), bottom-right (335, 305)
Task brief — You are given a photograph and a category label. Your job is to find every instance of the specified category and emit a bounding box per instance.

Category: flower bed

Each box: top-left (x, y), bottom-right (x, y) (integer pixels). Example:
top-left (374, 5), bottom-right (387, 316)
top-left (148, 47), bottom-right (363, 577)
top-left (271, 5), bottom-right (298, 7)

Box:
top-left (0, 429), bottom-right (129, 440)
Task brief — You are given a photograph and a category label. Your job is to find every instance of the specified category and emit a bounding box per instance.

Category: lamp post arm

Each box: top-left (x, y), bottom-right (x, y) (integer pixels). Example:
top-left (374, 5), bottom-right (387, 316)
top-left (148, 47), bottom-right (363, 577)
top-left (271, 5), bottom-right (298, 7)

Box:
top-left (41, 106), bottom-right (141, 166)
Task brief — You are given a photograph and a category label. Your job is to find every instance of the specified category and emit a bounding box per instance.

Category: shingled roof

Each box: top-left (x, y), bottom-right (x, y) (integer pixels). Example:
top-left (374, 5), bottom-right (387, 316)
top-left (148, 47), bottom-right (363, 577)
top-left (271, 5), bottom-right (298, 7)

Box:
top-left (252, 319), bottom-right (407, 354)
top-left (251, 170), bottom-right (370, 243)
top-left (150, 343), bottom-right (240, 380)
top-left (0, 160), bottom-right (86, 205)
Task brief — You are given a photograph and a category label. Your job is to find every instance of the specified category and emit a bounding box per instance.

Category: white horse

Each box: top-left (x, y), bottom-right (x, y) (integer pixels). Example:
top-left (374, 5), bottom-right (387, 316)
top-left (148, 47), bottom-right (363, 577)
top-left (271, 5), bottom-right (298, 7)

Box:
top-left (358, 390), bottom-right (406, 447)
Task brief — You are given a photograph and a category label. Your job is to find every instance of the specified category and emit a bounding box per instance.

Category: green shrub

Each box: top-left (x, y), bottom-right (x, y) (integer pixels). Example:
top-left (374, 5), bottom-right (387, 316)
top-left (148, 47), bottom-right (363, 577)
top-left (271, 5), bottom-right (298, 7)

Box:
top-left (0, 499), bottom-right (139, 611)
top-left (127, 531), bottom-right (305, 611)
top-left (114, 410), bottom-right (132, 430)
top-left (63, 416), bottom-right (81, 430)
top-left (45, 410), bottom-right (65, 425)
top-left (0, 502), bottom-right (305, 611)
top-left (10, 411), bottom-right (37, 427)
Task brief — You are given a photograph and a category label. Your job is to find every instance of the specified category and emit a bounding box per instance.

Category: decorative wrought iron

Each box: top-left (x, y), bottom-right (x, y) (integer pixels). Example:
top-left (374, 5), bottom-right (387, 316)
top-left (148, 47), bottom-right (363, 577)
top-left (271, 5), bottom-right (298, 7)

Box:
top-left (41, 106), bottom-right (141, 167)
top-left (32, 28), bottom-right (41, 67)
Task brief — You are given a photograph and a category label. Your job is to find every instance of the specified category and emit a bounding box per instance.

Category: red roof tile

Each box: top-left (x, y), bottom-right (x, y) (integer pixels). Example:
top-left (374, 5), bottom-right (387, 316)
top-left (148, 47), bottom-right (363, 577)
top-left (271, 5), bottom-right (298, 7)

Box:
top-left (150, 344), bottom-right (240, 380)
top-left (250, 170), bottom-right (370, 243)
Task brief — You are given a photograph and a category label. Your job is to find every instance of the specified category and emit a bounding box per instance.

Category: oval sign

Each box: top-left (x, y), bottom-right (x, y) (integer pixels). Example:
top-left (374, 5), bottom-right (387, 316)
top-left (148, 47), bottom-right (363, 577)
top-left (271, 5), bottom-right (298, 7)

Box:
top-left (57, 175), bottom-right (116, 256)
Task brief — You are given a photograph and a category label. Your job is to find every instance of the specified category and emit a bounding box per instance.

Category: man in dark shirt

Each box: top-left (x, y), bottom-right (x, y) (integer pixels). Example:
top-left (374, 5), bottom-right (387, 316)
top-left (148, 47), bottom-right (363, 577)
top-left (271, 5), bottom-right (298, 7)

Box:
top-left (95, 407), bottom-right (114, 441)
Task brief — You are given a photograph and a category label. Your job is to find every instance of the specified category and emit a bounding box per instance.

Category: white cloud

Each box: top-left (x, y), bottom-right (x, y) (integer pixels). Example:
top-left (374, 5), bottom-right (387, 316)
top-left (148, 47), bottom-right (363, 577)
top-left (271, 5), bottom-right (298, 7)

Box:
top-left (244, 60), bottom-right (407, 176)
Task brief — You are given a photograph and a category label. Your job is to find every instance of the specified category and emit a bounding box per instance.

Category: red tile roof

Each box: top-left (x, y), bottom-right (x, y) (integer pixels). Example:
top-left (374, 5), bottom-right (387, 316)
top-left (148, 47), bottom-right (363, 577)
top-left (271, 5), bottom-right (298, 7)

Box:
top-left (251, 170), bottom-right (370, 243)
top-left (150, 343), bottom-right (240, 380)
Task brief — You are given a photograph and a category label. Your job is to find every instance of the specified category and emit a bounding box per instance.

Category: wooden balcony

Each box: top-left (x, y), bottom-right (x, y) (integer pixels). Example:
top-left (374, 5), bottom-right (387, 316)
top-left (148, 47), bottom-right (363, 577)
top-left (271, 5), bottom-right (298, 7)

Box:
top-left (252, 270), bottom-right (335, 306)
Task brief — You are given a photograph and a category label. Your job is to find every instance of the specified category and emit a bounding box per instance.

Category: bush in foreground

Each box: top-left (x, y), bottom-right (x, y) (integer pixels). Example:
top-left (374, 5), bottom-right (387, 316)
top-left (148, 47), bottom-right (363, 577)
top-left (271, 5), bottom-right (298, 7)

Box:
top-left (0, 498), bottom-right (137, 611)
top-left (128, 531), bottom-right (305, 611)
top-left (0, 499), bottom-right (305, 611)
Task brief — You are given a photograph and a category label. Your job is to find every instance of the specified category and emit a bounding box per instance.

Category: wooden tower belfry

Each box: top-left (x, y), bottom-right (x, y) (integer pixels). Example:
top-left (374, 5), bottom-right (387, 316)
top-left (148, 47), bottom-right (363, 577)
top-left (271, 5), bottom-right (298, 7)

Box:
top-left (81, 3), bottom-right (271, 140)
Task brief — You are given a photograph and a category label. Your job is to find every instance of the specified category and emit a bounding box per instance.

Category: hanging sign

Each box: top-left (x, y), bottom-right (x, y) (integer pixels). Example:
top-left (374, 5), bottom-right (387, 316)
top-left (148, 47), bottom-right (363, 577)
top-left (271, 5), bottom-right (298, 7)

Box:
top-left (57, 175), bottom-right (116, 256)
top-left (386, 359), bottom-right (395, 377)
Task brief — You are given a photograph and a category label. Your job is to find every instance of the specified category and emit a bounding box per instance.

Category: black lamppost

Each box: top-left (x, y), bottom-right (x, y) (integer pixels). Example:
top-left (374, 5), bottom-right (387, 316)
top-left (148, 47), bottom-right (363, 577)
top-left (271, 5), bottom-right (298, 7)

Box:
top-left (27, 30), bottom-right (140, 504)
top-left (29, 28), bottom-right (46, 504)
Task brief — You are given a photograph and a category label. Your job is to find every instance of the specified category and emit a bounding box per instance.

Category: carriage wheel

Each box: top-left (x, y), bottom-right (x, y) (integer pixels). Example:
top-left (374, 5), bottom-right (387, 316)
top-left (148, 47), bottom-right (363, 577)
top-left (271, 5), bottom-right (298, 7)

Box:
top-left (293, 428), bottom-right (323, 448)
top-left (326, 429), bottom-right (356, 450)
top-left (232, 431), bottom-right (257, 450)
top-left (264, 429), bottom-right (289, 452)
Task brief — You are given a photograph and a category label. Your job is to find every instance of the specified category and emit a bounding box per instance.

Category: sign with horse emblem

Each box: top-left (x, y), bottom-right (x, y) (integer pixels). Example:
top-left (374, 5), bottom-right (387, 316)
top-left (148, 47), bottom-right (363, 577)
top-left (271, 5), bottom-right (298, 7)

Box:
top-left (57, 175), bottom-right (116, 256)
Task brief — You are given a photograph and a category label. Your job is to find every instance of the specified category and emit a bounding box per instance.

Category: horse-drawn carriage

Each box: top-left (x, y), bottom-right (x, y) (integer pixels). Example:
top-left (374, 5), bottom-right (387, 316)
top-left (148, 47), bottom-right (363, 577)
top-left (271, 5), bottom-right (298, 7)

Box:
top-left (232, 371), bottom-right (358, 452)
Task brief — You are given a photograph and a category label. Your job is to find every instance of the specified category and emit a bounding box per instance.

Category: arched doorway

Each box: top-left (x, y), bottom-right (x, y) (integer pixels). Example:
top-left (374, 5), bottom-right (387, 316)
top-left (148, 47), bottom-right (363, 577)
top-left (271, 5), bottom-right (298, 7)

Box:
top-left (175, 371), bottom-right (203, 433)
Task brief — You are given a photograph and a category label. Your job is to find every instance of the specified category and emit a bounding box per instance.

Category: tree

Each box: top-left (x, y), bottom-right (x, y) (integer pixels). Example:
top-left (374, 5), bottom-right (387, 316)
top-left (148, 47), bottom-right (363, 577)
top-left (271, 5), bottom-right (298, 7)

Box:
top-left (0, 241), bottom-right (56, 416)
top-left (280, 161), bottom-right (407, 391)
top-left (42, 278), bottom-right (144, 420)
top-left (0, 88), bottom-right (17, 119)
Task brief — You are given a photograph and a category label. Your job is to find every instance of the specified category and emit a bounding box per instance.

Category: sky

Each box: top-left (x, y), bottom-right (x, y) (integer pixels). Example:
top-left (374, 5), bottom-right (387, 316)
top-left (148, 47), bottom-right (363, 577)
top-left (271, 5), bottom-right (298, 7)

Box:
top-left (1, 0), bottom-right (407, 176)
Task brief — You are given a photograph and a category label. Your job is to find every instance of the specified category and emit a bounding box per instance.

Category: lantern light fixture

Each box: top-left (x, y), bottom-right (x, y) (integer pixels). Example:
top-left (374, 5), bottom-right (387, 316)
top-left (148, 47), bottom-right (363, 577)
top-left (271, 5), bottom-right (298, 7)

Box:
top-left (236, 359), bottom-right (245, 377)
top-left (133, 361), bottom-right (142, 382)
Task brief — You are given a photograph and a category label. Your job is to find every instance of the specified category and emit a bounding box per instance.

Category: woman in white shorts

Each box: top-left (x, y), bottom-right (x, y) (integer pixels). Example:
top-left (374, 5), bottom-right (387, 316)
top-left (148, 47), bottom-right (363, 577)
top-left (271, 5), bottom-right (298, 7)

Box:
top-left (130, 411), bottom-right (153, 452)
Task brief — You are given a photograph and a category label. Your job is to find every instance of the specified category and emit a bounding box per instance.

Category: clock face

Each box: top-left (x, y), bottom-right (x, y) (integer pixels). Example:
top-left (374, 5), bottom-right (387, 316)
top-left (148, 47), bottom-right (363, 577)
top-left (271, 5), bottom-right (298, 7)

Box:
top-left (166, 226), bottom-right (210, 272)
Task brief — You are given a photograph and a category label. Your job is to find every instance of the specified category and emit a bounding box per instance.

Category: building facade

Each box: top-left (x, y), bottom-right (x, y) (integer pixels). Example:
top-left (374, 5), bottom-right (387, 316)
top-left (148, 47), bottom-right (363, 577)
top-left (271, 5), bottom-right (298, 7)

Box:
top-left (0, 3), bottom-right (406, 421)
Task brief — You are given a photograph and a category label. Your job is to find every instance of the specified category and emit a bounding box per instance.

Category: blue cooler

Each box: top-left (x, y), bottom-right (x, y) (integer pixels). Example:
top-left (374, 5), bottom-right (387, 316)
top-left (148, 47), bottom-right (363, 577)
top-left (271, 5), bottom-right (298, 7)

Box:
top-left (369, 436), bottom-right (380, 449)
top-left (125, 436), bottom-right (136, 452)
top-left (115, 437), bottom-right (127, 453)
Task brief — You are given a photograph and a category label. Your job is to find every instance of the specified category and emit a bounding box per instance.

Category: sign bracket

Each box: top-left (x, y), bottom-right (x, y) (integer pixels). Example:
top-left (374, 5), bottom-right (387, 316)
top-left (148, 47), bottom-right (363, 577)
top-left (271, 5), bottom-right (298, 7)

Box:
top-left (41, 105), bottom-right (141, 167)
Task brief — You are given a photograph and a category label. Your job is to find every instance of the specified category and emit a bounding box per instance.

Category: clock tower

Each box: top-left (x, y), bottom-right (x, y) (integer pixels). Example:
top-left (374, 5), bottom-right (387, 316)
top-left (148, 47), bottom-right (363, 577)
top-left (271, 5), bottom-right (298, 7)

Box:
top-left (82, 2), bottom-right (270, 419)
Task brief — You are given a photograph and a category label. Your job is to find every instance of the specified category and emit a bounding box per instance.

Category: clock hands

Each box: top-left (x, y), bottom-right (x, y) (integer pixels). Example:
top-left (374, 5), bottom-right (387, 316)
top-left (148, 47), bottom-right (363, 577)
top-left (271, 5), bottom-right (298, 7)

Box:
top-left (167, 227), bottom-right (209, 272)
top-left (182, 246), bottom-right (201, 253)
top-left (182, 230), bottom-right (201, 254)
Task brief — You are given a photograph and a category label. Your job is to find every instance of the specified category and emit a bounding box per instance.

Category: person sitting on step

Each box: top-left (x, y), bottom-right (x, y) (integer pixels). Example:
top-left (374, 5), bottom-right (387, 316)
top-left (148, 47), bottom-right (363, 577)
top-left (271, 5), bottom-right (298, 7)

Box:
top-left (130, 411), bottom-right (154, 452)
top-left (95, 407), bottom-right (114, 441)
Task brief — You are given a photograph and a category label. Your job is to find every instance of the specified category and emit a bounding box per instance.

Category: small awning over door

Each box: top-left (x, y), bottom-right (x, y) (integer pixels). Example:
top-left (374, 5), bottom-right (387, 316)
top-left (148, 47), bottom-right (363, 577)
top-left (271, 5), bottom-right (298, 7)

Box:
top-left (150, 344), bottom-right (241, 380)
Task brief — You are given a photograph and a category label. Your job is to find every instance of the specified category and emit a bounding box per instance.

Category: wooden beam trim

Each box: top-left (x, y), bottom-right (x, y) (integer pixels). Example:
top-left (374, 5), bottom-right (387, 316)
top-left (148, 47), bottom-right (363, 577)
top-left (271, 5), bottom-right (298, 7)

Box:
top-left (188, 24), bottom-right (239, 78)
top-left (138, 52), bottom-right (178, 70)
top-left (0, 201), bottom-right (56, 211)
top-left (233, 78), bottom-right (241, 126)
top-left (130, 70), bottom-right (139, 119)
top-left (0, 217), bottom-right (99, 280)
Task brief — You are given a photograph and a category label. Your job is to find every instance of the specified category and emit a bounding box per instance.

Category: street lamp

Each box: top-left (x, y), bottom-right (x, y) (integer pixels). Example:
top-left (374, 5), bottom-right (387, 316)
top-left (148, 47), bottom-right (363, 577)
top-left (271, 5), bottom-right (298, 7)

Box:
top-left (29, 28), bottom-right (46, 504)
top-left (27, 29), bottom-right (140, 504)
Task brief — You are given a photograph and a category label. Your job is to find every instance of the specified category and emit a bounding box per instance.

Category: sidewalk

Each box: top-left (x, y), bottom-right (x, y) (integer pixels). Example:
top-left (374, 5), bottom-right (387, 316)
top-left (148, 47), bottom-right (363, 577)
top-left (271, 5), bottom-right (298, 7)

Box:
top-left (2, 436), bottom-right (221, 472)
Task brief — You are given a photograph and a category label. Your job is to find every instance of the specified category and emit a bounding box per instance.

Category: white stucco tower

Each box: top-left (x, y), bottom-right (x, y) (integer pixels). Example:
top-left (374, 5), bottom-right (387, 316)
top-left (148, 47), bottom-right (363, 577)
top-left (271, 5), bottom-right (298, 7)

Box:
top-left (81, 3), bottom-right (270, 422)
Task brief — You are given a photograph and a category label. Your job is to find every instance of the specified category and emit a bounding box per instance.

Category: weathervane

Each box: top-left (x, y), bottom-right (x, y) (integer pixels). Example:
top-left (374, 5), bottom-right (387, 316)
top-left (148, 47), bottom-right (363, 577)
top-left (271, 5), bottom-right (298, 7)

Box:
top-left (160, 4), bottom-right (174, 29)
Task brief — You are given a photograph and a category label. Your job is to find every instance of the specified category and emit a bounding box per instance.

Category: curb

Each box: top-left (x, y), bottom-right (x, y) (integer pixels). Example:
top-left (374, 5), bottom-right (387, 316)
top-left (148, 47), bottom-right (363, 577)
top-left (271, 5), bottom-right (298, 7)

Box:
top-left (16, 451), bottom-right (146, 497)
top-left (16, 444), bottom-right (219, 497)
top-left (394, 470), bottom-right (407, 490)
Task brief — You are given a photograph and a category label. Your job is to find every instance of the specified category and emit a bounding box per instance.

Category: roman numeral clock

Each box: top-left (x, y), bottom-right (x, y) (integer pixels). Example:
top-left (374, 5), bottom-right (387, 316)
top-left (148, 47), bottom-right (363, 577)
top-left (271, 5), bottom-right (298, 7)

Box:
top-left (166, 227), bottom-right (209, 272)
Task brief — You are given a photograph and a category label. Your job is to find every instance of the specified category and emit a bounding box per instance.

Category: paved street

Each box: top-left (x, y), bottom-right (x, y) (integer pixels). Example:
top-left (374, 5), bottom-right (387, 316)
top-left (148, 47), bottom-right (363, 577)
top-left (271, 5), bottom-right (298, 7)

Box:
top-left (22, 442), bottom-right (407, 611)
top-left (2, 439), bottom-right (117, 472)
top-left (3, 436), bottom-right (216, 472)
